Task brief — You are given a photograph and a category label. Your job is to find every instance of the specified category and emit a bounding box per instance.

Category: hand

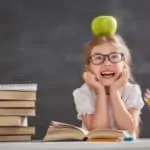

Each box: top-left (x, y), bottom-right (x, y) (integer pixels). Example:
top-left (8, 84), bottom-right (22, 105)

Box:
top-left (82, 71), bottom-right (105, 95)
top-left (110, 65), bottom-right (129, 90)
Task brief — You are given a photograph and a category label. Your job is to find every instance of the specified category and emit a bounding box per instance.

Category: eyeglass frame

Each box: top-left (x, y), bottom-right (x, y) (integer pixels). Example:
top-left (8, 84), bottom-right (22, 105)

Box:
top-left (88, 52), bottom-right (125, 65)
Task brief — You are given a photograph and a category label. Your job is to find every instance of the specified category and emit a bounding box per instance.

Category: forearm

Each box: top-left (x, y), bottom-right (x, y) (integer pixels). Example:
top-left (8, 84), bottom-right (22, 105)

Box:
top-left (110, 88), bottom-right (135, 132)
top-left (91, 93), bottom-right (109, 129)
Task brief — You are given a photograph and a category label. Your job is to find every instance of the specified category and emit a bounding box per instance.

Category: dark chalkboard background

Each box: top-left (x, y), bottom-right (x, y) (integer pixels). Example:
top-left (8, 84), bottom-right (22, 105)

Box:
top-left (0, 0), bottom-right (150, 139)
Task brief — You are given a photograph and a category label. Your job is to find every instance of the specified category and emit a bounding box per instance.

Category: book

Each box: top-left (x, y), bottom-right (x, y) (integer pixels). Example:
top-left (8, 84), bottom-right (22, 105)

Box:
top-left (0, 135), bottom-right (31, 141)
top-left (0, 127), bottom-right (35, 135)
top-left (43, 121), bottom-right (131, 142)
top-left (0, 101), bottom-right (35, 108)
top-left (0, 116), bottom-right (28, 126)
top-left (0, 83), bottom-right (37, 100)
top-left (0, 108), bottom-right (35, 116)
top-left (0, 84), bottom-right (37, 91)
top-left (0, 91), bottom-right (36, 100)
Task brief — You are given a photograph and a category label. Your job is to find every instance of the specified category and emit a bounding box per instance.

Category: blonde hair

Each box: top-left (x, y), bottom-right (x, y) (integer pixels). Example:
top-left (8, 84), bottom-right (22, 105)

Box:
top-left (83, 34), bottom-right (135, 83)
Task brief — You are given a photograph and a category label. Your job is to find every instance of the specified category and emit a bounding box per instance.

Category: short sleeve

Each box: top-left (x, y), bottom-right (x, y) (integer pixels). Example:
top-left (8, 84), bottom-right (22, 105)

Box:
top-left (72, 84), bottom-right (95, 120)
top-left (124, 84), bottom-right (145, 112)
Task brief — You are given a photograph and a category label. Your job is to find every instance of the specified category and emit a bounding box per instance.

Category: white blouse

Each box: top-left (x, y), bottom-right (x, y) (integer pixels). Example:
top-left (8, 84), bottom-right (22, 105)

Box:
top-left (72, 82), bottom-right (145, 129)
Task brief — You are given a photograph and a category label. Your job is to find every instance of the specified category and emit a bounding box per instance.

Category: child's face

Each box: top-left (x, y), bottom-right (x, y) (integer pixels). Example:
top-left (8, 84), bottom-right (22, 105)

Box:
top-left (88, 43), bottom-right (125, 86)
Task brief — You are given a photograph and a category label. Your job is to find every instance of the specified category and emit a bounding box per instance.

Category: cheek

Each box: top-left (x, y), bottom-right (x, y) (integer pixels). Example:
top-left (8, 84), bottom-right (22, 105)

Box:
top-left (113, 63), bottom-right (124, 73)
top-left (89, 64), bottom-right (100, 75)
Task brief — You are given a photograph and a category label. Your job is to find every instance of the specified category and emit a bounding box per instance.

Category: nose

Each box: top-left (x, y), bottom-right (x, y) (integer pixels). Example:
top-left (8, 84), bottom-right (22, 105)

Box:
top-left (103, 57), bottom-right (112, 66)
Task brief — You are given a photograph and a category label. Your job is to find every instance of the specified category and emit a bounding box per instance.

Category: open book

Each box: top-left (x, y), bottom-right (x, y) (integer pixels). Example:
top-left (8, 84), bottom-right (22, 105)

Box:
top-left (43, 121), bottom-right (132, 142)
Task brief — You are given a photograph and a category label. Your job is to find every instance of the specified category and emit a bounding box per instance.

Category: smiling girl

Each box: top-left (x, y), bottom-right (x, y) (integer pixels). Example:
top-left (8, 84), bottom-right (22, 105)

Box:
top-left (73, 16), bottom-right (144, 138)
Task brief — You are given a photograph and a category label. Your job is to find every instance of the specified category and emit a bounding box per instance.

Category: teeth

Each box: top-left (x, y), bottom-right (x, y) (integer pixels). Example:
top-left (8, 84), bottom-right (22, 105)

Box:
top-left (100, 72), bottom-right (115, 78)
top-left (101, 72), bottom-right (114, 75)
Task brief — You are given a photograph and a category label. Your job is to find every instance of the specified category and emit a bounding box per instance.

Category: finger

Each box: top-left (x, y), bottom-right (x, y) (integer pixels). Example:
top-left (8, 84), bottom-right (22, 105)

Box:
top-left (118, 72), bottom-right (125, 81)
top-left (82, 72), bottom-right (88, 81)
top-left (86, 72), bottom-right (96, 86)
top-left (83, 72), bottom-right (92, 84)
top-left (89, 72), bottom-right (97, 83)
top-left (85, 72), bottom-right (92, 84)
top-left (88, 69), bottom-right (98, 80)
top-left (117, 70), bottom-right (128, 87)
top-left (122, 69), bottom-right (129, 82)
top-left (98, 77), bottom-right (103, 84)
top-left (87, 68), bottom-right (99, 80)
top-left (123, 64), bottom-right (129, 77)
top-left (123, 67), bottom-right (128, 76)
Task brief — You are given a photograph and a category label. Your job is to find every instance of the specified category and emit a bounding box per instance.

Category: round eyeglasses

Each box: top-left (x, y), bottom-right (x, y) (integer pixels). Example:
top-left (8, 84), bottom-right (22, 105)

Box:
top-left (89, 52), bottom-right (125, 65)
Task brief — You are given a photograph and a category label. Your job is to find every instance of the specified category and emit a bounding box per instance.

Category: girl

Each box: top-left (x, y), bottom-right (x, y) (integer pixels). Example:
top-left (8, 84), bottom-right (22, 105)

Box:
top-left (72, 16), bottom-right (144, 138)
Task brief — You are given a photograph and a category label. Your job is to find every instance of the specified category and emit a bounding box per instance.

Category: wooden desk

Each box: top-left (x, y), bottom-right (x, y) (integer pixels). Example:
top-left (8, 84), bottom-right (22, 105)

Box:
top-left (0, 139), bottom-right (150, 150)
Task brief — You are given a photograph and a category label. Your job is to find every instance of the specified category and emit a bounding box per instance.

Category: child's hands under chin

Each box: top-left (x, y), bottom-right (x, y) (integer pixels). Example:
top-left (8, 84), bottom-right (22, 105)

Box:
top-left (82, 71), bottom-right (105, 95)
top-left (110, 66), bottom-right (129, 90)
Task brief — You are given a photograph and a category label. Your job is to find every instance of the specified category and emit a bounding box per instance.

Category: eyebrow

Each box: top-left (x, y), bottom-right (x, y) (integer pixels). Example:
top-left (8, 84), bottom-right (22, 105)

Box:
top-left (90, 53), bottom-right (103, 56)
top-left (91, 52), bottom-right (121, 56)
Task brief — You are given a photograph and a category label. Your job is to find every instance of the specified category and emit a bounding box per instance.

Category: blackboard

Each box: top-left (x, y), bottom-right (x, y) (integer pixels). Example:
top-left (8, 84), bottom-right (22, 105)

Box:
top-left (0, 0), bottom-right (150, 139)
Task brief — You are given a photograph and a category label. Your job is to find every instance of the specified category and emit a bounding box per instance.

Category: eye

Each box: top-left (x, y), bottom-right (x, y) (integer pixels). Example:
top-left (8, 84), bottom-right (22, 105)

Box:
top-left (92, 55), bottom-right (103, 61)
top-left (110, 53), bottom-right (122, 62)
top-left (90, 54), bottom-right (104, 65)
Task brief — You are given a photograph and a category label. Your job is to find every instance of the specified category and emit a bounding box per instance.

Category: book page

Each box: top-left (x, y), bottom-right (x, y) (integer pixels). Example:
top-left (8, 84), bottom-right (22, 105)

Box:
top-left (87, 129), bottom-right (126, 139)
top-left (0, 84), bottom-right (37, 91)
top-left (44, 125), bottom-right (86, 141)
top-left (51, 121), bottom-right (88, 135)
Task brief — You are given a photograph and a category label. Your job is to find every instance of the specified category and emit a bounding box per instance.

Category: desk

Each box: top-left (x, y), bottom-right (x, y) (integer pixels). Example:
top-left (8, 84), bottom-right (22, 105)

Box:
top-left (0, 139), bottom-right (150, 150)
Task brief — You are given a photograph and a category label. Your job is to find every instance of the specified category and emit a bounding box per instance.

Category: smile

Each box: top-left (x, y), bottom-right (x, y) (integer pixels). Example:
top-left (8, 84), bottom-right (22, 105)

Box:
top-left (100, 72), bottom-right (116, 79)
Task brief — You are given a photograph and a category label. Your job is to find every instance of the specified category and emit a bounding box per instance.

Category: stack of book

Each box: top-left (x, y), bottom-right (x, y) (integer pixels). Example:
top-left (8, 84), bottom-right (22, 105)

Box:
top-left (0, 84), bottom-right (37, 141)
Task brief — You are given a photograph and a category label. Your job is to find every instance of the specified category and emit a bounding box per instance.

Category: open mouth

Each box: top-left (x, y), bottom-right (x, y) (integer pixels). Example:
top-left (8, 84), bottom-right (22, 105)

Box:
top-left (100, 72), bottom-right (116, 79)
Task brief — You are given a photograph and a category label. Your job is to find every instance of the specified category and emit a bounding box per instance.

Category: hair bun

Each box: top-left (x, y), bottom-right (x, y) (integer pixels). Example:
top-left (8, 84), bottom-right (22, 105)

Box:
top-left (91, 15), bottom-right (117, 37)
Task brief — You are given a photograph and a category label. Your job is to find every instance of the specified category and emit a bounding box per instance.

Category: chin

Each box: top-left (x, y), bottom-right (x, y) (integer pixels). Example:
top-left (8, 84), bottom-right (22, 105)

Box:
top-left (100, 79), bottom-right (115, 86)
